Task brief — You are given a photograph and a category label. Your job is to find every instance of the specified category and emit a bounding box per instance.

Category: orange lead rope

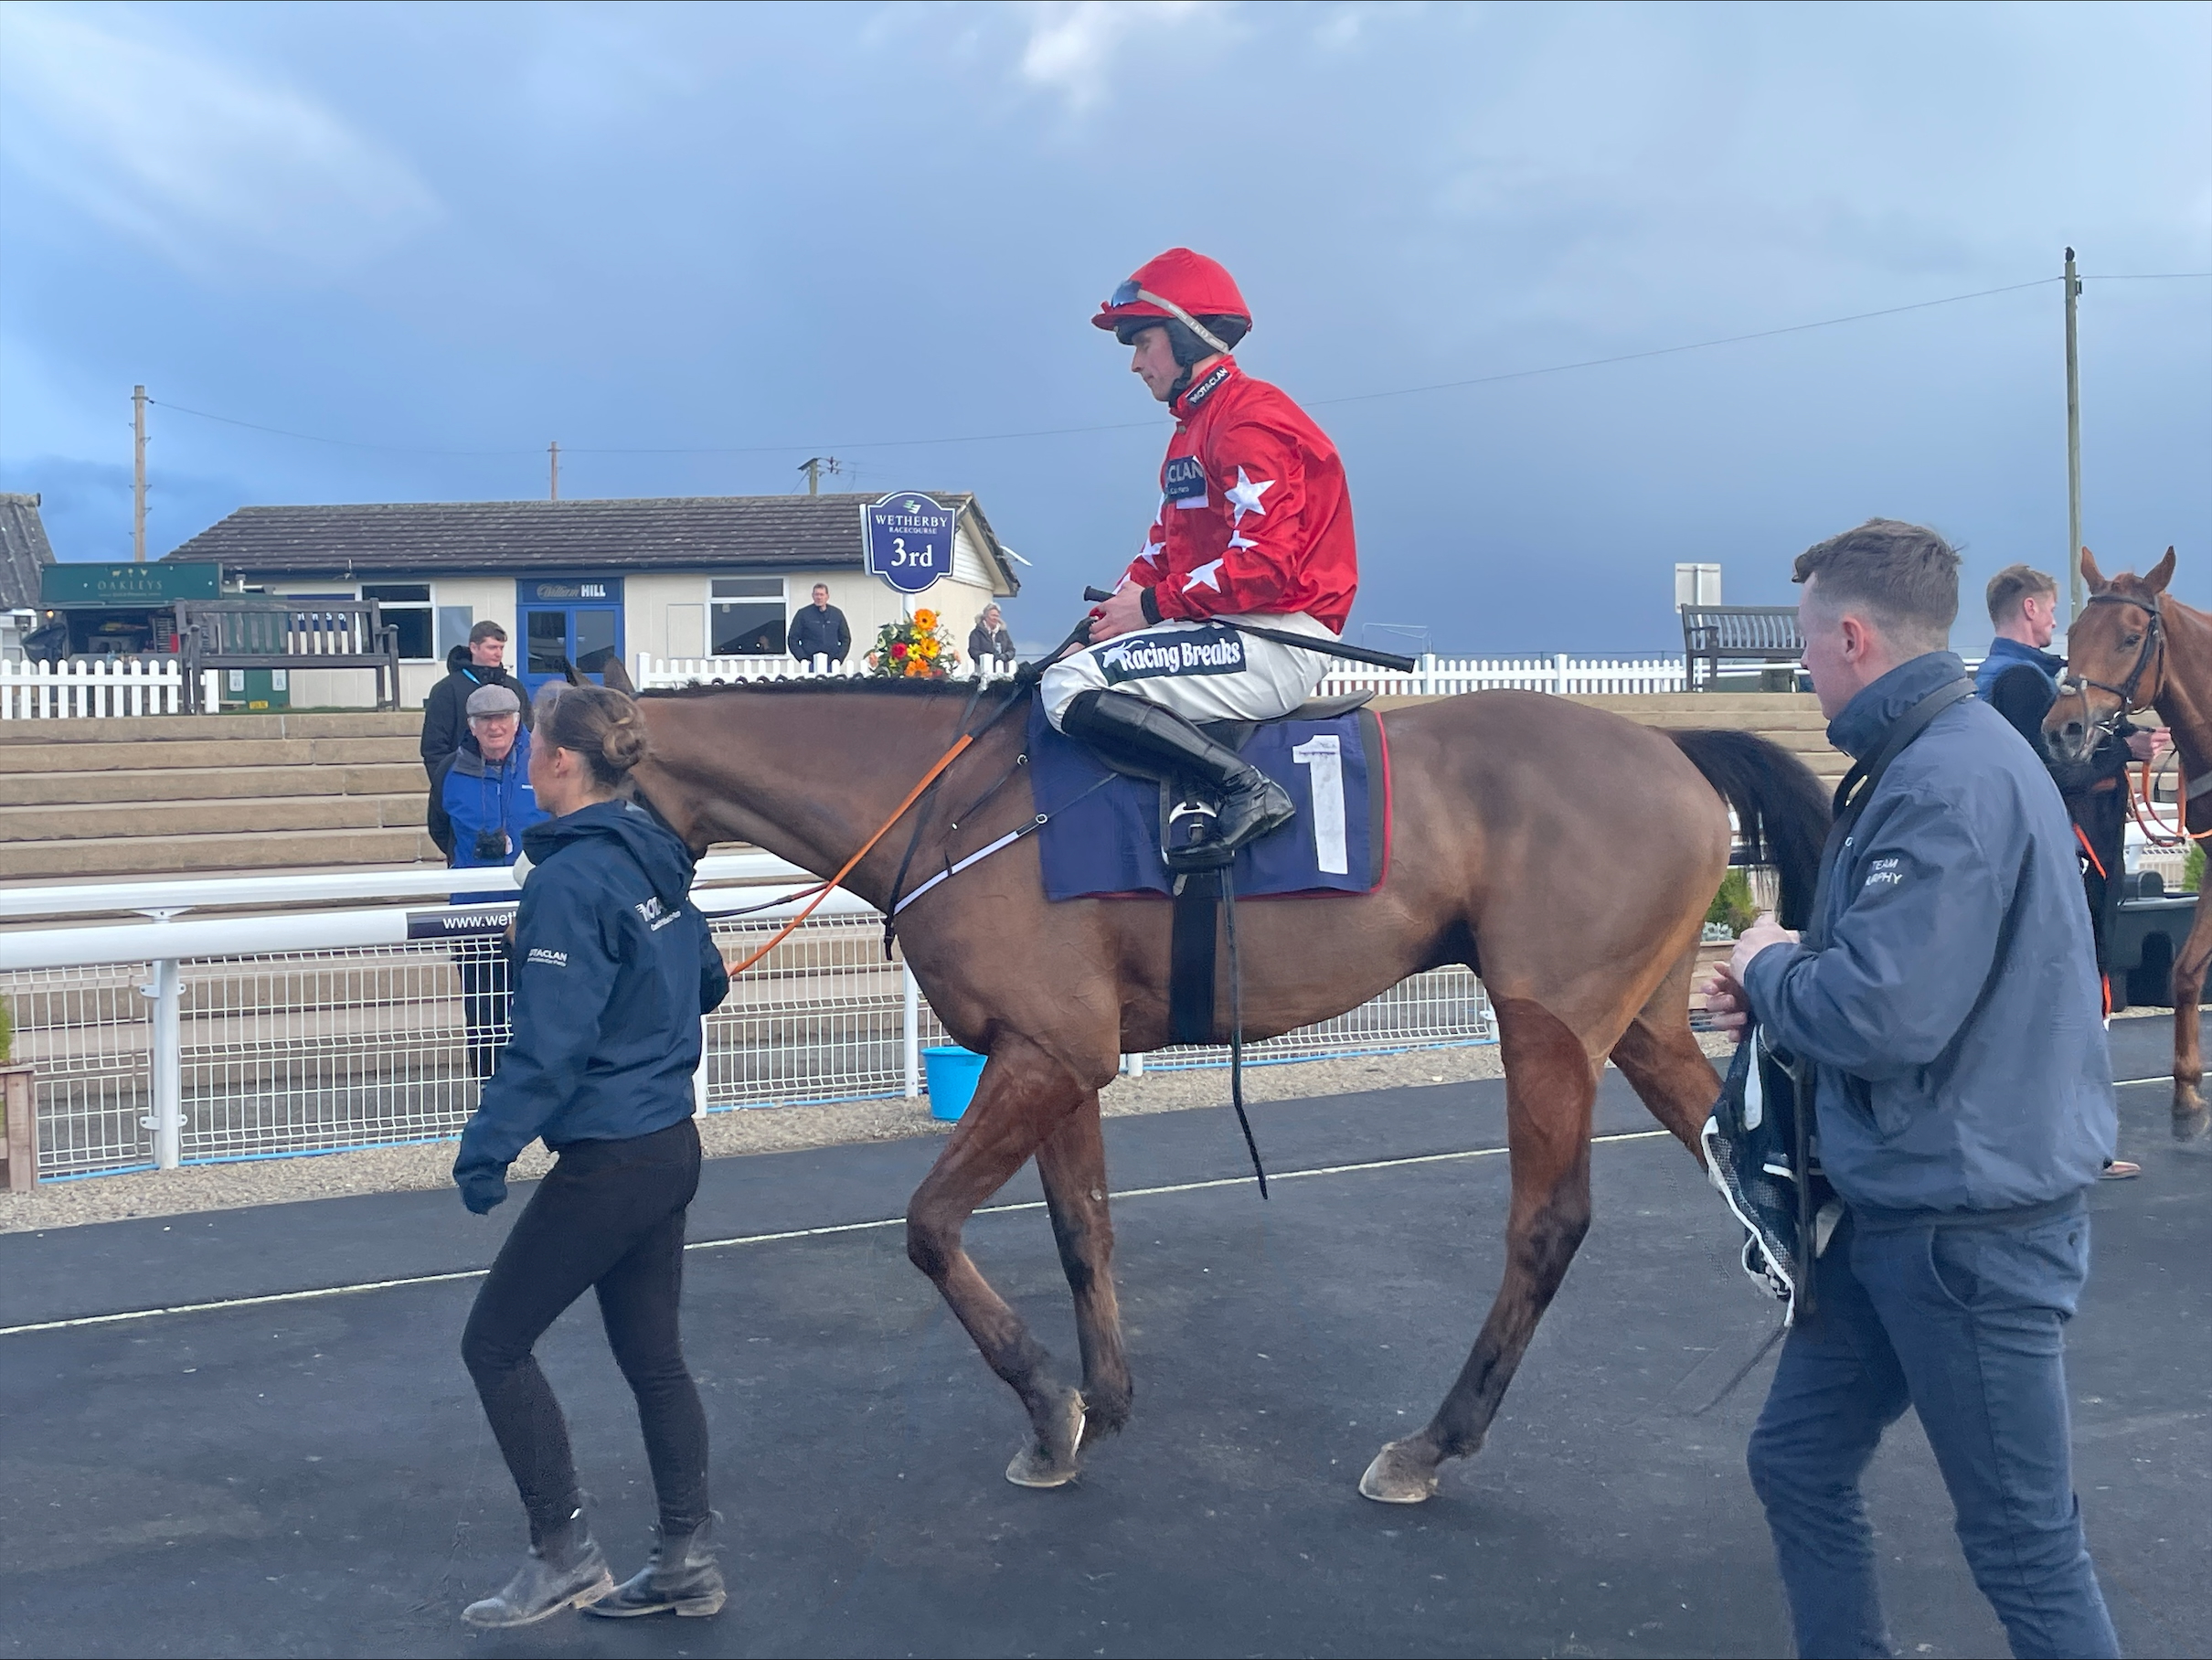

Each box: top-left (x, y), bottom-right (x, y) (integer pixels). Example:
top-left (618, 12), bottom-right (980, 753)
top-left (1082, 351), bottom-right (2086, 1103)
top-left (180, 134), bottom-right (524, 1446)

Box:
top-left (2129, 758), bottom-right (2212, 847)
top-left (720, 732), bottom-right (975, 978)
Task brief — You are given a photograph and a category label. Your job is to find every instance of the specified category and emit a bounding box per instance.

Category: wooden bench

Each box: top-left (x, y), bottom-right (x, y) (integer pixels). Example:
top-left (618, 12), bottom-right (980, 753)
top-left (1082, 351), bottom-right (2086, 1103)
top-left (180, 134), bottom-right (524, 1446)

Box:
top-left (1680, 604), bottom-right (1804, 692)
top-left (177, 601), bottom-right (403, 713)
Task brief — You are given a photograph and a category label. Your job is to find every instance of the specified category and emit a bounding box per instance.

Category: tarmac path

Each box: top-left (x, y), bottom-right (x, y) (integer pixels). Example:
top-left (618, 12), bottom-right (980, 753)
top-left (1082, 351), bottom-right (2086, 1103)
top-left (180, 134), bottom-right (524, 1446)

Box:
top-left (2, 1018), bottom-right (2205, 1657)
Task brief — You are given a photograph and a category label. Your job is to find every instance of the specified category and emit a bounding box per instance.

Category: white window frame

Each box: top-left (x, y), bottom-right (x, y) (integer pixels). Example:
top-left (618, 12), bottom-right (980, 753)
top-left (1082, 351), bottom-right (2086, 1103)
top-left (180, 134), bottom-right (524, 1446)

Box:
top-left (707, 575), bottom-right (789, 657)
top-left (358, 581), bottom-right (437, 662)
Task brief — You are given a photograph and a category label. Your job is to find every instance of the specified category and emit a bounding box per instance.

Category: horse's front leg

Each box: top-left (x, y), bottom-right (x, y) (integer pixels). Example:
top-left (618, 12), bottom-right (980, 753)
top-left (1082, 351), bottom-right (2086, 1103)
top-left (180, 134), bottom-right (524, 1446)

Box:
top-left (904, 1037), bottom-right (1091, 1487)
top-left (1035, 1094), bottom-right (1133, 1440)
top-left (1361, 995), bottom-right (1598, 1504)
top-left (2170, 893), bottom-right (2212, 1138)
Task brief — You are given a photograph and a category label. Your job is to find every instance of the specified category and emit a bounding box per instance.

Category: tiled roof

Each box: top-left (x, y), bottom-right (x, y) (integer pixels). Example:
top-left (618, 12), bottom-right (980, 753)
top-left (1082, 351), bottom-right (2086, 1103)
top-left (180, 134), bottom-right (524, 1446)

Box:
top-left (160, 493), bottom-right (1016, 592)
top-left (0, 493), bottom-right (56, 611)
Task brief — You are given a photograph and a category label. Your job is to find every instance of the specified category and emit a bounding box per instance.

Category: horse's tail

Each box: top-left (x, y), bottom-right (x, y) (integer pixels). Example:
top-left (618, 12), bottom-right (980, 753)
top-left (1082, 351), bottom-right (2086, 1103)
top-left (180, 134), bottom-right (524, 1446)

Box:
top-left (1667, 729), bottom-right (1831, 930)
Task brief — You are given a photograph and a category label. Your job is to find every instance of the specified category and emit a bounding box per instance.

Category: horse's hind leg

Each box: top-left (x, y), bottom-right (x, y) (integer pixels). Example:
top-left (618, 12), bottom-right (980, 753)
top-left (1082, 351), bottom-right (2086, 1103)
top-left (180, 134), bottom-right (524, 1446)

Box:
top-left (905, 1037), bottom-right (1091, 1488)
top-left (1610, 942), bottom-right (1723, 1156)
top-left (1034, 1095), bottom-right (1133, 1439)
top-left (1360, 994), bottom-right (1597, 1505)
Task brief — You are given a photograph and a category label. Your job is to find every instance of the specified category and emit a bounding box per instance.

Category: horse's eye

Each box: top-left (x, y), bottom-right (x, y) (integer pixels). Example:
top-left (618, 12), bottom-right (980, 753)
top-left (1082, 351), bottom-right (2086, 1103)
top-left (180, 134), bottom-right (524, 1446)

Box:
top-left (2122, 633), bottom-right (2141, 647)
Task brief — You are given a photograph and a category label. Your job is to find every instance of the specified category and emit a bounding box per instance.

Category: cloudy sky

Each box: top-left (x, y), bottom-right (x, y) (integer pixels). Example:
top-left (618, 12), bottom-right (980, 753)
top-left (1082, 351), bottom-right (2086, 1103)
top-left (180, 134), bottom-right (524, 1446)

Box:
top-left (2, 1), bottom-right (2206, 652)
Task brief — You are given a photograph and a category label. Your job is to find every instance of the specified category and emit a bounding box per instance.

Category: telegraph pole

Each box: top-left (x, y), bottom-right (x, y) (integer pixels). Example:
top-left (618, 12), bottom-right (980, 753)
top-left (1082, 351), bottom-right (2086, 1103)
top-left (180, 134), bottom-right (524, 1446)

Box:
top-left (548, 441), bottom-right (560, 502)
top-left (799, 456), bottom-right (840, 495)
top-left (133, 385), bottom-right (148, 561)
top-left (2064, 248), bottom-right (2083, 623)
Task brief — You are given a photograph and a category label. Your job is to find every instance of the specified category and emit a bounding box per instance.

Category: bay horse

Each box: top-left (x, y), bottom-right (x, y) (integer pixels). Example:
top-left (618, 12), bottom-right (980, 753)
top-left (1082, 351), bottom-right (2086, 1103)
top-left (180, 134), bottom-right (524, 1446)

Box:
top-left (2043, 546), bottom-right (2212, 1140)
top-left (617, 668), bottom-right (1827, 1499)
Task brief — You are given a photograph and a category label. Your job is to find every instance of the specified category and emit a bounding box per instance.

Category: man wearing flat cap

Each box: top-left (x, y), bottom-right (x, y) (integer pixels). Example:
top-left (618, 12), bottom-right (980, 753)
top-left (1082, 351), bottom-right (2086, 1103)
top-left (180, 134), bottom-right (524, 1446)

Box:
top-left (442, 682), bottom-right (547, 1079)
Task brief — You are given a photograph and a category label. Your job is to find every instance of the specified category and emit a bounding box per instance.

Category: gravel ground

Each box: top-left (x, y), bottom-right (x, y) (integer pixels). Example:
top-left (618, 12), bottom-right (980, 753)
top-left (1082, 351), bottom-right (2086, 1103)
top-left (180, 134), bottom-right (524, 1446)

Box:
top-left (0, 1035), bottom-right (1743, 1235)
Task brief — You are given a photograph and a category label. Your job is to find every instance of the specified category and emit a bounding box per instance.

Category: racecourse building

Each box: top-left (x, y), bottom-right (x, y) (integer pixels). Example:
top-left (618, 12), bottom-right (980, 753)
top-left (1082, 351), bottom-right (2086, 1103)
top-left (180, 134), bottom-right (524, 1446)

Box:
top-left (161, 493), bottom-right (1022, 708)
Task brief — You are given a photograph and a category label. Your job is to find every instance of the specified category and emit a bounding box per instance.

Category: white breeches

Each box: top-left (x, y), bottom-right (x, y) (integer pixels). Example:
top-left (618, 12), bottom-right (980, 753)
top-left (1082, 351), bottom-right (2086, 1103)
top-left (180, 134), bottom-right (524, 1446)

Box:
top-left (1039, 612), bottom-right (1336, 730)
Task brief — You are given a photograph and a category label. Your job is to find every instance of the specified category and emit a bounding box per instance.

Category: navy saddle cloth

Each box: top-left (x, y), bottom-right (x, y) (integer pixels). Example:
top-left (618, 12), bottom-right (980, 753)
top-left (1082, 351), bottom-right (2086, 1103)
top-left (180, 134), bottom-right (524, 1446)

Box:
top-left (1027, 697), bottom-right (1389, 900)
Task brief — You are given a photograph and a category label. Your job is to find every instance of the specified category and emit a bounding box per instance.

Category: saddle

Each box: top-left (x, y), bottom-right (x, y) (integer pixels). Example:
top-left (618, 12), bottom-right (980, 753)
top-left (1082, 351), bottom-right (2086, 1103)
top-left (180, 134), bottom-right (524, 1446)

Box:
top-left (1060, 690), bottom-right (1377, 1048)
top-left (1089, 691), bottom-right (1377, 869)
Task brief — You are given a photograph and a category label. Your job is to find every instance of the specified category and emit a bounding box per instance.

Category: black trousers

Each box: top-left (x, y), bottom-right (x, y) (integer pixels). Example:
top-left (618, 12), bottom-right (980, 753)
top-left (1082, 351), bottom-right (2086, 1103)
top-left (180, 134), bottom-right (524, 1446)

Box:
top-left (453, 942), bottom-right (513, 1080)
top-left (461, 1118), bottom-right (709, 1541)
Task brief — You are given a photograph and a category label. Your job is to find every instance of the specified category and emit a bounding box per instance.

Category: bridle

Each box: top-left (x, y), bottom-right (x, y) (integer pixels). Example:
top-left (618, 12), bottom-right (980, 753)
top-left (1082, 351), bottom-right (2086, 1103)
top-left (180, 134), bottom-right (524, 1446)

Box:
top-left (2059, 590), bottom-right (2165, 738)
top-left (2058, 589), bottom-right (2212, 846)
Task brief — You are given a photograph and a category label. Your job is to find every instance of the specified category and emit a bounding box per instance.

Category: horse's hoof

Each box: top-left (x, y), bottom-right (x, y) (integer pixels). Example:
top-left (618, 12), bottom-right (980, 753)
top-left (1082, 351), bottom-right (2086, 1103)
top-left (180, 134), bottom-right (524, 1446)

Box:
top-left (1358, 1439), bottom-right (1440, 1506)
top-left (1005, 1389), bottom-right (1085, 1489)
top-left (2175, 1104), bottom-right (2210, 1143)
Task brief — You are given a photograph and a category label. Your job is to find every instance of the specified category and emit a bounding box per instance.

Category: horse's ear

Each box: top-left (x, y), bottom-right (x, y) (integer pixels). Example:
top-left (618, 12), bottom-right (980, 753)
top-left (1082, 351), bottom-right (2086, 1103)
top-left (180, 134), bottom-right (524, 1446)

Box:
top-left (2079, 547), bottom-right (2107, 592)
top-left (2144, 547), bottom-right (2176, 594)
top-left (601, 655), bottom-right (637, 695)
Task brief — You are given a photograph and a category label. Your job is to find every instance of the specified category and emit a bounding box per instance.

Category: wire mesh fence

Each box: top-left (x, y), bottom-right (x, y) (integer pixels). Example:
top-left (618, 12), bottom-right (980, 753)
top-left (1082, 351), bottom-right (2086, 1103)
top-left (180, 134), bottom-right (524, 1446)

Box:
top-left (3, 910), bottom-right (1495, 1179)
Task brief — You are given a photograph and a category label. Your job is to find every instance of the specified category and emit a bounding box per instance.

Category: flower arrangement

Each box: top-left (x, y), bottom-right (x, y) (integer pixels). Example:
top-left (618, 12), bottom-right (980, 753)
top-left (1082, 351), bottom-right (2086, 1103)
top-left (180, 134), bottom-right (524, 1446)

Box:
top-left (867, 607), bottom-right (960, 679)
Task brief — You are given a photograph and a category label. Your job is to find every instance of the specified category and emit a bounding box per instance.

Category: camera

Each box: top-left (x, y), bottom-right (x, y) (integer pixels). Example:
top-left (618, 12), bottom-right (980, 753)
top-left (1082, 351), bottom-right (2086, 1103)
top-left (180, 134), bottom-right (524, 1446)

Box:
top-left (473, 829), bottom-right (509, 861)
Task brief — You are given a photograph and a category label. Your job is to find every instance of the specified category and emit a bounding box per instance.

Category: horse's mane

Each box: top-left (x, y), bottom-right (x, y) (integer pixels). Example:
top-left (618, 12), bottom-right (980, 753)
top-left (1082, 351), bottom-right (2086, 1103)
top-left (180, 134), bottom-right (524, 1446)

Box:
top-left (637, 676), bottom-right (997, 702)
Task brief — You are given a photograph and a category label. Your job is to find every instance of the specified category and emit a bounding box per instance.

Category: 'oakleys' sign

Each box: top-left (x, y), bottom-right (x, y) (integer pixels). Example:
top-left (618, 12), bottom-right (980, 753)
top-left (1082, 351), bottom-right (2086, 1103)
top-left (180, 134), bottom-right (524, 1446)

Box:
top-left (863, 492), bottom-right (956, 595)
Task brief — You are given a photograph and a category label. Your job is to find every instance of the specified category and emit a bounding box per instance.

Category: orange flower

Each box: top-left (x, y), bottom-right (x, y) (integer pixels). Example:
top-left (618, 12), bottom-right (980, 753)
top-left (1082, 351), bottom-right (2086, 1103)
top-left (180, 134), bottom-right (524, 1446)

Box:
top-left (914, 608), bottom-right (937, 630)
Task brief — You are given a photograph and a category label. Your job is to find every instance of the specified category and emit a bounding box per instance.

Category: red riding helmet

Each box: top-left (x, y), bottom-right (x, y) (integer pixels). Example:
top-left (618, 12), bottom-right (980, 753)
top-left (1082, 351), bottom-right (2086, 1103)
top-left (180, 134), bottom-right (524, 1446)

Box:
top-left (1092, 248), bottom-right (1251, 354)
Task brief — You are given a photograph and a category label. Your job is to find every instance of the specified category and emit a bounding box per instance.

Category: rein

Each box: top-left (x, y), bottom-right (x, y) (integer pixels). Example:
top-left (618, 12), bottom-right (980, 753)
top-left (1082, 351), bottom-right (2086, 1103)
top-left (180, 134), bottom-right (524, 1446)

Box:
top-left (720, 705), bottom-right (1002, 978)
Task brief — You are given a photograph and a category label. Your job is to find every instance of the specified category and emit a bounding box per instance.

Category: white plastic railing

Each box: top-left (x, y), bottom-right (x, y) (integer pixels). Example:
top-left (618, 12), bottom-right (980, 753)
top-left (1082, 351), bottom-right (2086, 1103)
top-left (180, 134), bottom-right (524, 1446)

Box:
top-left (1313, 653), bottom-right (1690, 697)
top-left (0, 656), bottom-right (224, 719)
top-left (0, 850), bottom-right (810, 921)
top-left (635, 653), bottom-right (1016, 686)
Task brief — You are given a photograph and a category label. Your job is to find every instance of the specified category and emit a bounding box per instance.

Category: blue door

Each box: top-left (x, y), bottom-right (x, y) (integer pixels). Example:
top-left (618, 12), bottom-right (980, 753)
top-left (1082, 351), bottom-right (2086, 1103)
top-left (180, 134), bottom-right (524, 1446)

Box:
top-left (516, 577), bottom-right (624, 697)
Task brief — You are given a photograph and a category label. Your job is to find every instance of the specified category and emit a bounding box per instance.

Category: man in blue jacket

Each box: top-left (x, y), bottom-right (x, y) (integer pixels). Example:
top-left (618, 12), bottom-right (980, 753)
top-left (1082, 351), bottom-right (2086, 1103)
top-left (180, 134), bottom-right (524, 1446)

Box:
top-left (1707, 520), bottom-right (2120, 1659)
top-left (442, 684), bottom-right (547, 1077)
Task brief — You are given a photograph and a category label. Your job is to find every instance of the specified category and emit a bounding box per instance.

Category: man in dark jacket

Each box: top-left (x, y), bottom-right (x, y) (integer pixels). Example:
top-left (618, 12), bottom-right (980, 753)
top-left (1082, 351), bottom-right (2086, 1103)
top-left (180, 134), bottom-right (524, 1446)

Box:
top-left (1707, 520), bottom-right (2120, 1659)
top-left (1979, 563), bottom-right (2165, 999)
top-left (422, 622), bottom-right (531, 856)
top-left (786, 584), bottom-right (851, 665)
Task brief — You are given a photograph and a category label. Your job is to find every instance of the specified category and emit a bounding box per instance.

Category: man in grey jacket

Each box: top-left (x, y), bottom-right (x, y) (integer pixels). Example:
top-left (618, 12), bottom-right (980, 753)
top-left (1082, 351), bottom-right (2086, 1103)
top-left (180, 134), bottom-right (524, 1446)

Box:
top-left (1706, 519), bottom-right (2119, 1659)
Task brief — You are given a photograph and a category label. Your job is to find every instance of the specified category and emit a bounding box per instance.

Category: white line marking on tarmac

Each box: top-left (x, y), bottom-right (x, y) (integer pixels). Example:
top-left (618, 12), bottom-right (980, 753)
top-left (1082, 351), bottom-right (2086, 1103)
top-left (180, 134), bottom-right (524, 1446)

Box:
top-left (0, 1131), bottom-right (1679, 1338)
top-left (7, 1073), bottom-right (2182, 1340)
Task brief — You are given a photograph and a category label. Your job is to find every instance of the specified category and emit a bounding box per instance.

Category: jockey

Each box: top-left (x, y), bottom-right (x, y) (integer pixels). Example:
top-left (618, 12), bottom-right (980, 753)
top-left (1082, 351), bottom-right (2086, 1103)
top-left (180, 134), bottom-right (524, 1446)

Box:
top-left (1042, 248), bottom-right (1359, 865)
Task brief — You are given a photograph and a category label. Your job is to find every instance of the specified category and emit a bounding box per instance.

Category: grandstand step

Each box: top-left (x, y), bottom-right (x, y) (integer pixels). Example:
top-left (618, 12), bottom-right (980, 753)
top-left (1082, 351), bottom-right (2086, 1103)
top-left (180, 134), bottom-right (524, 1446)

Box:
top-left (0, 761), bottom-right (429, 808)
top-left (0, 825), bottom-right (441, 881)
top-left (0, 793), bottom-right (430, 844)
top-left (0, 710), bottom-right (420, 743)
top-left (0, 736), bottom-right (423, 773)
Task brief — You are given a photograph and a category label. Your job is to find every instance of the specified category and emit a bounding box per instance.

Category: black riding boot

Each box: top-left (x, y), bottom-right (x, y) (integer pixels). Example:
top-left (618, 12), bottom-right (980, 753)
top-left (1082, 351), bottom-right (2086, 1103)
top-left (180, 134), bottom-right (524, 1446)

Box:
top-left (462, 1501), bottom-right (613, 1628)
top-left (1060, 689), bottom-right (1295, 867)
top-left (583, 1511), bottom-right (727, 1619)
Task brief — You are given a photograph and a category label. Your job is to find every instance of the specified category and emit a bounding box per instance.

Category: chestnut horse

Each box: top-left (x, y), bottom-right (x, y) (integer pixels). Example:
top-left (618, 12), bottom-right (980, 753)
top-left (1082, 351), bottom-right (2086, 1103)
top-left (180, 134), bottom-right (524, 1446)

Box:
top-left (2044, 546), bottom-right (2212, 1140)
top-left (620, 673), bottom-right (1826, 1499)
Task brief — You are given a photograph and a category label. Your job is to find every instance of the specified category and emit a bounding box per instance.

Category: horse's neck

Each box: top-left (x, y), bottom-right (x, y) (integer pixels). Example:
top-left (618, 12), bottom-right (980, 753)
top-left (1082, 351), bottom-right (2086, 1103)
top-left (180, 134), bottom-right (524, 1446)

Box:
top-left (644, 691), bottom-right (1014, 907)
top-left (2154, 599), bottom-right (2212, 786)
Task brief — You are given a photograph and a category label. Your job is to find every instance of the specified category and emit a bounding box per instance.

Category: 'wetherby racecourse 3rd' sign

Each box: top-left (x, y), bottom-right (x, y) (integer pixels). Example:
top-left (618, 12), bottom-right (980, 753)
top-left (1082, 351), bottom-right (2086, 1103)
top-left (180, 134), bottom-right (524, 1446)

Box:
top-left (862, 492), bottom-right (956, 596)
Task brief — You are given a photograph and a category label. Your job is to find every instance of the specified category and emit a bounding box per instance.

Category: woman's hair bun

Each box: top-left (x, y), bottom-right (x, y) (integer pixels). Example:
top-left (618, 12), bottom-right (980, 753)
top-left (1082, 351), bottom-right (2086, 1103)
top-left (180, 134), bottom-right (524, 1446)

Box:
top-left (599, 708), bottom-right (650, 771)
top-left (543, 684), bottom-right (649, 786)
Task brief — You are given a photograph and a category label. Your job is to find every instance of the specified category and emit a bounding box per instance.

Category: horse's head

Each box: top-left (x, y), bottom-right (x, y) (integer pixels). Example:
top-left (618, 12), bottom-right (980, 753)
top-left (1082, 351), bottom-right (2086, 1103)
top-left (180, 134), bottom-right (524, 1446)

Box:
top-left (2044, 546), bottom-right (2176, 763)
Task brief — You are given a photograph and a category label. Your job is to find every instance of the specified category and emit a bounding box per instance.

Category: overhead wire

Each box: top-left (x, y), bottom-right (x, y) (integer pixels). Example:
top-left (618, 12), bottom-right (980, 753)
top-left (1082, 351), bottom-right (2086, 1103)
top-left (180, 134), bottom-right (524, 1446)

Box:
top-left (145, 271), bottom-right (2212, 463)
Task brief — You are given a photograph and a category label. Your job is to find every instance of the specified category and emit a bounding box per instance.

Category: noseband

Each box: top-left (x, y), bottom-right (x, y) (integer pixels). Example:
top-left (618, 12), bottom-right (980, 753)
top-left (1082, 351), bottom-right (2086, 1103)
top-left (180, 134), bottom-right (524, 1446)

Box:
top-left (2060, 591), bottom-right (2164, 738)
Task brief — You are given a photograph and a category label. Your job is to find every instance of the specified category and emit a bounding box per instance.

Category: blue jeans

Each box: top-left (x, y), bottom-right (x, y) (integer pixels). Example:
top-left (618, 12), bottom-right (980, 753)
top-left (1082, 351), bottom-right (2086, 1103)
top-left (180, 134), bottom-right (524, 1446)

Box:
top-left (1746, 1201), bottom-right (2118, 1659)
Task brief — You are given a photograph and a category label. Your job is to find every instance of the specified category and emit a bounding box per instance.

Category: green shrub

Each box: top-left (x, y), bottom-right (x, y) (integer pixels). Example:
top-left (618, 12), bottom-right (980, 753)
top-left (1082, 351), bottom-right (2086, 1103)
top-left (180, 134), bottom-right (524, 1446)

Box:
top-left (0, 995), bottom-right (12, 1068)
top-left (2185, 844), bottom-right (2205, 895)
top-left (1707, 868), bottom-right (1759, 937)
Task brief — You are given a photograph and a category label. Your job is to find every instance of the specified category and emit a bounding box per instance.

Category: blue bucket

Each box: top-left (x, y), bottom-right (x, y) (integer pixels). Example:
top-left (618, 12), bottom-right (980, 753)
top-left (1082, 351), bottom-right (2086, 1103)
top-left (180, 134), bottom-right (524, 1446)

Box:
top-left (921, 1045), bottom-right (987, 1121)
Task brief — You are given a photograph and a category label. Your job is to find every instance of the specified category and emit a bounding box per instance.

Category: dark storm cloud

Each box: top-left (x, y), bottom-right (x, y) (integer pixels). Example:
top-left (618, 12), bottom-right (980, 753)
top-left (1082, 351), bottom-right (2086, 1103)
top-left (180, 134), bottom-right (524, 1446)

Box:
top-left (1, 1), bottom-right (2205, 649)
